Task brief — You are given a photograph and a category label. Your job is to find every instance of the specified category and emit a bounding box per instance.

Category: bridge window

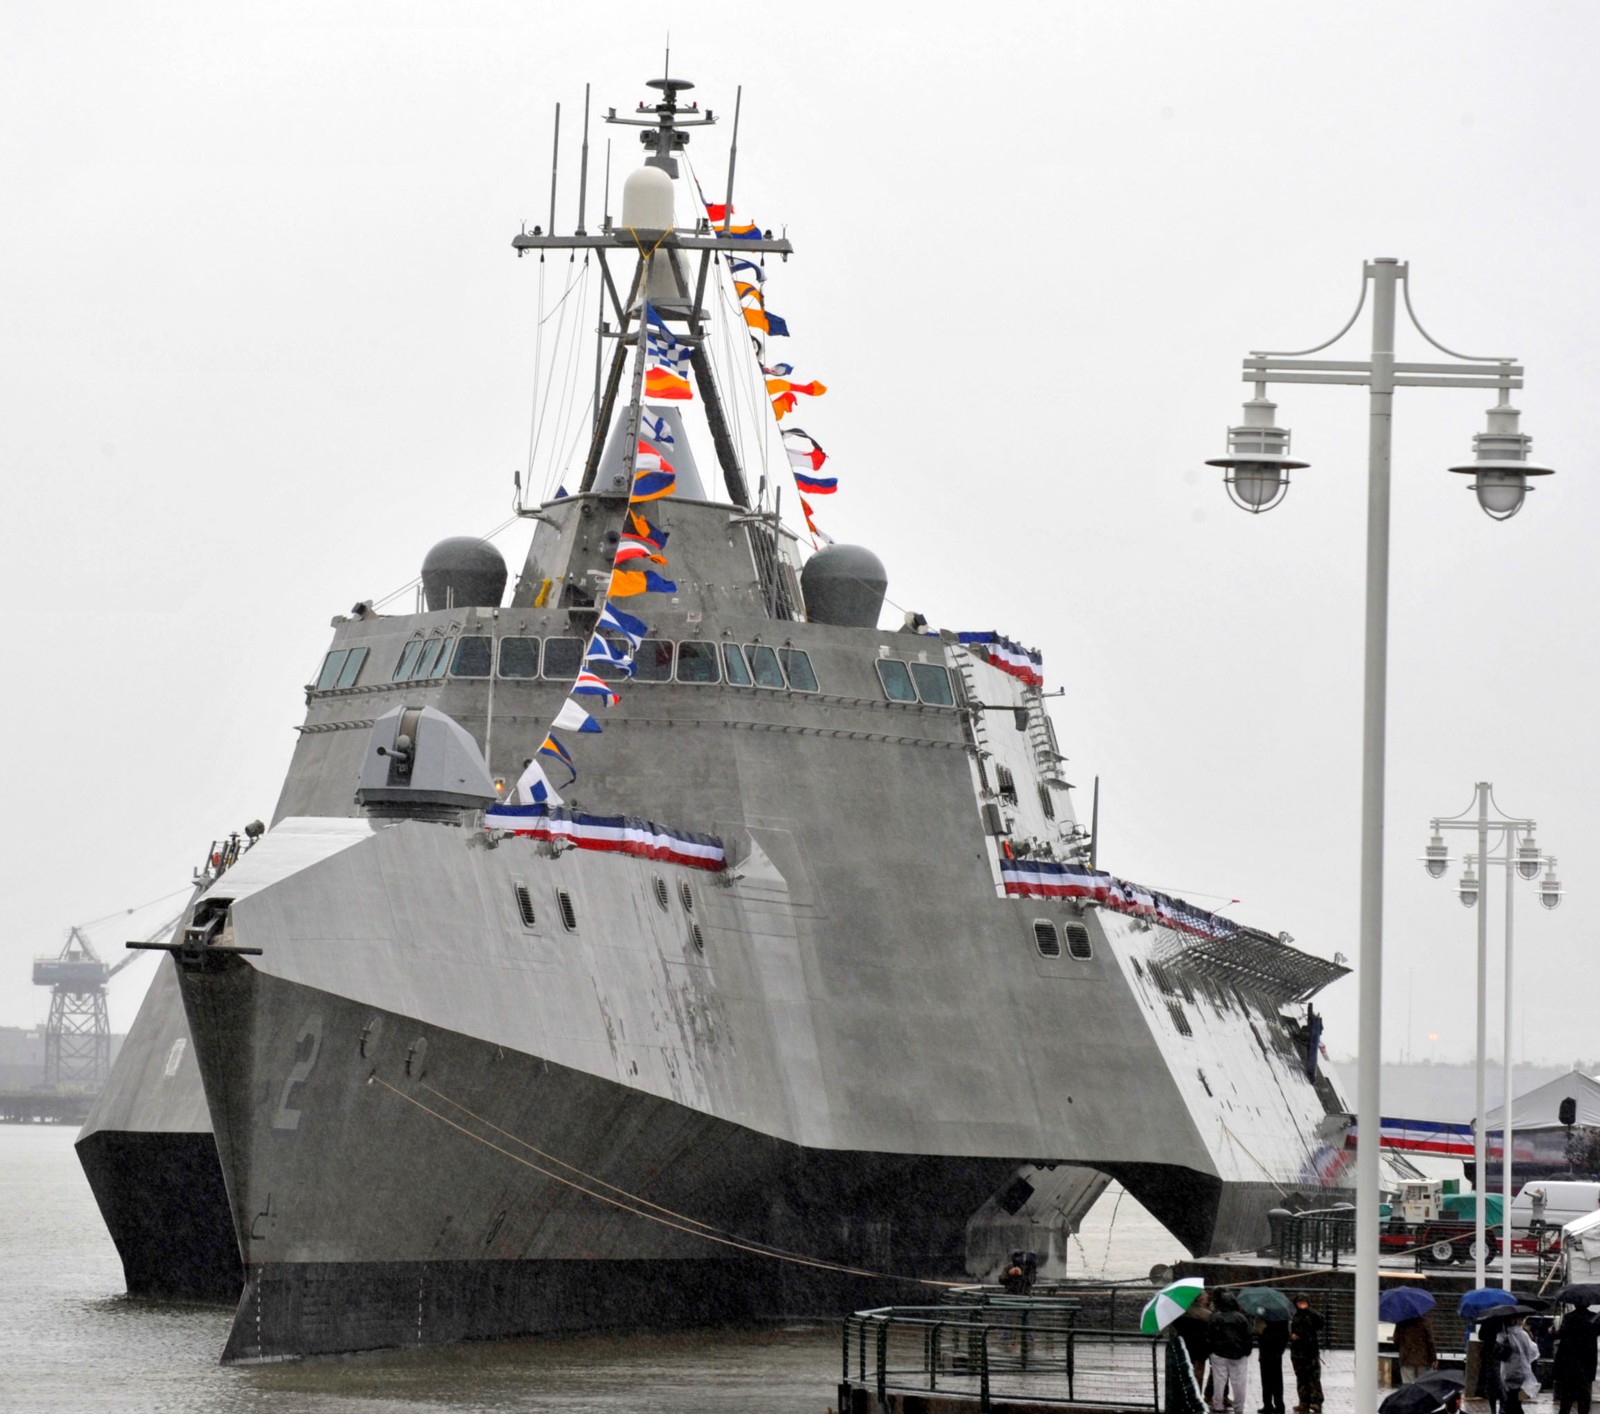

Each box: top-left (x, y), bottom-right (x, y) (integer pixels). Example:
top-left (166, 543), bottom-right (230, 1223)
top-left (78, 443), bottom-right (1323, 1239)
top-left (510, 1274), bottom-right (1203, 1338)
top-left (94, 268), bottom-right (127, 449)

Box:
top-left (412, 636), bottom-right (453, 681)
top-left (910, 663), bottom-right (954, 706)
top-left (876, 659), bottom-right (918, 703)
top-left (634, 640), bottom-right (675, 682)
top-left (778, 648), bottom-right (818, 692)
top-left (392, 640), bottom-right (424, 681)
top-left (451, 636), bottom-right (493, 677)
top-left (498, 637), bottom-right (540, 679)
top-left (745, 645), bottom-right (785, 689)
top-left (677, 641), bottom-right (720, 683)
top-left (722, 643), bottom-right (752, 686)
top-left (336, 647), bottom-right (368, 687)
top-left (542, 637), bottom-right (582, 680)
top-left (316, 646), bottom-right (369, 691)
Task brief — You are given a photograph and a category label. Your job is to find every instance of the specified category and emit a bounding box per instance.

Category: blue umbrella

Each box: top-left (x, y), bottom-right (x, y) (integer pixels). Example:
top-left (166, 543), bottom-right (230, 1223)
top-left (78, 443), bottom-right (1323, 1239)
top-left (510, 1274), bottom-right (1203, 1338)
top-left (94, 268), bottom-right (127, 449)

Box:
top-left (1460, 1287), bottom-right (1519, 1322)
top-left (1380, 1287), bottom-right (1438, 1322)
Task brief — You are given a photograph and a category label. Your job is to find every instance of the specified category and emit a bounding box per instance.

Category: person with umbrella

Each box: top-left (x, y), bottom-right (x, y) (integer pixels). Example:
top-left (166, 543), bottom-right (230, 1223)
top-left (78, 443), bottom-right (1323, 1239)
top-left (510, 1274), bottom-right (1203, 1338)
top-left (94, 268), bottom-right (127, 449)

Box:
top-left (1552, 1291), bottom-right (1600, 1414)
top-left (1207, 1289), bottom-right (1254, 1414)
top-left (1496, 1310), bottom-right (1540, 1414)
top-left (1288, 1292), bottom-right (1323, 1414)
top-left (1395, 1312), bottom-right (1439, 1386)
top-left (1236, 1289), bottom-right (1294, 1414)
top-left (1462, 1290), bottom-right (1519, 1413)
top-left (1170, 1288), bottom-right (1213, 1389)
top-left (1380, 1287), bottom-right (1440, 1386)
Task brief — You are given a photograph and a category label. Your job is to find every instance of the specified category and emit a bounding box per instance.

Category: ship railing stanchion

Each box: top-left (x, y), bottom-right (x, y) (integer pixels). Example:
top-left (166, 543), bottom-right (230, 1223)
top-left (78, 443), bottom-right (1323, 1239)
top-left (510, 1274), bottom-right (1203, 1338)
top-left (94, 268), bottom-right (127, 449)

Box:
top-left (980, 1323), bottom-right (992, 1411)
top-left (876, 1315), bottom-right (888, 1404)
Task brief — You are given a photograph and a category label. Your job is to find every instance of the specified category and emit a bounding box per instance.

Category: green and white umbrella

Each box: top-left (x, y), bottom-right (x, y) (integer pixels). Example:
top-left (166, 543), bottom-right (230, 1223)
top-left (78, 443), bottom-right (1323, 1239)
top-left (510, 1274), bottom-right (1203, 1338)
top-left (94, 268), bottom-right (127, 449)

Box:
top-left (1140, 1277), bottom-right (1206, 1335)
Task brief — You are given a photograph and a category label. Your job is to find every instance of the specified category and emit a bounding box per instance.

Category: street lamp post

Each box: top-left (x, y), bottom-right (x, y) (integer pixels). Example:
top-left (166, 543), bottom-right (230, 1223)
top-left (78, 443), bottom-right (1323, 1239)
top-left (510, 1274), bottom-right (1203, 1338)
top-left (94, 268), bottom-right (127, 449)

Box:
top-left (1207, 259), bottom-right (1554, 1405)
top-left (1428, 787), bottom-right (1563, 1287)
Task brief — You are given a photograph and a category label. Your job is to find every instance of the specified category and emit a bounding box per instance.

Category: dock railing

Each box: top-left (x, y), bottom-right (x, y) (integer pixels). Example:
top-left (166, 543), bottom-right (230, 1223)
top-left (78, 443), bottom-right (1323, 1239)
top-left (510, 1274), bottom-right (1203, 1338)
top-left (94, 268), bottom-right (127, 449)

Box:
top-left (1276, 1207), bottom-right (1360, 1267)
top-left (840, 1304), bottom-right (1179, 1412)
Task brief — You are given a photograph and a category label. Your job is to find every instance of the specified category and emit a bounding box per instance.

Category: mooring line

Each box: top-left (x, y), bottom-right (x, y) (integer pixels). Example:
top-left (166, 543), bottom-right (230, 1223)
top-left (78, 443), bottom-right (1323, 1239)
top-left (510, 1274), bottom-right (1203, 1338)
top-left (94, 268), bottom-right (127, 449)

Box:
top-left (369, 1074), bottom-right (961, 1288)
top-left (420, 1081), bottom-right (745, 1241)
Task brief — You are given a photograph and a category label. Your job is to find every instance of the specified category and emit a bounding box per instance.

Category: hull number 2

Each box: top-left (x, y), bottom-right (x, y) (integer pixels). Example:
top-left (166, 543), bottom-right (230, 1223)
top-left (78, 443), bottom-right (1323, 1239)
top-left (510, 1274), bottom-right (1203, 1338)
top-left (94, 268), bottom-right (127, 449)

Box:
top-left (272, 1015), bottom-right (324, 1131)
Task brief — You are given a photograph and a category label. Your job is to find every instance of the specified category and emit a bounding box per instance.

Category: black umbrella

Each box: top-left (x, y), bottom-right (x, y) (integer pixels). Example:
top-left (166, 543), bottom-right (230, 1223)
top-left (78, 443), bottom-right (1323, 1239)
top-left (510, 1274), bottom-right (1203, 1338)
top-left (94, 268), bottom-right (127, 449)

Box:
top-left (1414, 1372), bottom-right (1467, 1394)
top-left (1557, 1283), bottom-right (1600, 1307)
top-left (1378, 1370), bottom-right (1468, 1414)
top-left (1476, 1304), bottom-right (1540, 1342)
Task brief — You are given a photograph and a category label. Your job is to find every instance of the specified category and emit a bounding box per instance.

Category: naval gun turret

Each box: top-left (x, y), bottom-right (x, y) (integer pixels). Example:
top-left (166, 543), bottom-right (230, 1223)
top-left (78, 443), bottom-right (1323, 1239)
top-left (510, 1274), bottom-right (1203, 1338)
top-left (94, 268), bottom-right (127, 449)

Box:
top-left (356, 705), bottom-right (498, 821)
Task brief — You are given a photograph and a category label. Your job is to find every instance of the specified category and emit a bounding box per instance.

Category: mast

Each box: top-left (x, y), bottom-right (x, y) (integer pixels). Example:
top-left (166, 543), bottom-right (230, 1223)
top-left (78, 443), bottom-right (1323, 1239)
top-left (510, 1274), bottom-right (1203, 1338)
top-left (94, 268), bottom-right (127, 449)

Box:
top-left (515, 75), bottom-right (793, 509)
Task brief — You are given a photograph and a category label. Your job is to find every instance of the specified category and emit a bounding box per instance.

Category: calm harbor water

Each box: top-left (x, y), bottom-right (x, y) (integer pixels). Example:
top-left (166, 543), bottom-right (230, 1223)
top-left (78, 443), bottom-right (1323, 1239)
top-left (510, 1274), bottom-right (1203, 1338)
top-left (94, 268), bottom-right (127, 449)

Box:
top-left (0, 1124), bottom-right (1179, 1412)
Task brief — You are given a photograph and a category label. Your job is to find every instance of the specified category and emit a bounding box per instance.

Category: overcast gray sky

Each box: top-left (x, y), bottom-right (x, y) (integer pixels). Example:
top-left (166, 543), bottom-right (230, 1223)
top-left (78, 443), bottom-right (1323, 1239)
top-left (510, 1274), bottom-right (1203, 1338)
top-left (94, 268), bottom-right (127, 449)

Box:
top-left (4, 2), bottom-right (1597, 1075)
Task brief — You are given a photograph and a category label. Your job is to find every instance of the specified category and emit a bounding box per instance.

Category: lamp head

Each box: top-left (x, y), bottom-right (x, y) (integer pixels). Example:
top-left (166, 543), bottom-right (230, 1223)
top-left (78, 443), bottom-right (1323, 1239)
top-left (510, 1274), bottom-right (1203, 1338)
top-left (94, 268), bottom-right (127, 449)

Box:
top-left (1207, 396), bottom-right (1308, 515)
top-left (1448, 398), bottom-right (1554, 521)
top-left (1539, 857), bottom-right (1563, 911)
top-left (1423, 829), bottom-right (1449, 880)
top-left (1459, 858), bottom-right (1480, 908)
top-left (1517, 834), bottom-right (1542, 881)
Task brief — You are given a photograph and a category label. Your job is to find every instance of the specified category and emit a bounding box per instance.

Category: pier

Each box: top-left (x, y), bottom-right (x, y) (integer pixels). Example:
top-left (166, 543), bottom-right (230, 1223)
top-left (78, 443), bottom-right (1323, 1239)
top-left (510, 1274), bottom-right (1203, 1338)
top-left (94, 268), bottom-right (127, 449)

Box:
top-left (0, 1089), bottom-right (94, 1124)
top-left (834, 1263), bottom-right (1570, 1414)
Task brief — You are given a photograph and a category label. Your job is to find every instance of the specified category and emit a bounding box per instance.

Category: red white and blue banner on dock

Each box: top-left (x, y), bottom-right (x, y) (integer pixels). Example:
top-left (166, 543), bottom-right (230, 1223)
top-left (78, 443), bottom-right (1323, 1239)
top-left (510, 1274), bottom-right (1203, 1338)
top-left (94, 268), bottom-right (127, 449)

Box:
top-left (999, 858), bottom-right (1236, 939)
top-left (485, 804), bottom-right (727, 872)
top-left (1345, 1117), bottom-right (1476, 1157)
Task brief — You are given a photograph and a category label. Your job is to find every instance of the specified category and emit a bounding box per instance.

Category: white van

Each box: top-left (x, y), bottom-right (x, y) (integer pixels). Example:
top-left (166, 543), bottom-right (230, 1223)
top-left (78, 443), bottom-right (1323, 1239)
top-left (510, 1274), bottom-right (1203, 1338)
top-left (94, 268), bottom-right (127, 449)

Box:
top-left (1509, 1180), bottom-right (1600, 1233)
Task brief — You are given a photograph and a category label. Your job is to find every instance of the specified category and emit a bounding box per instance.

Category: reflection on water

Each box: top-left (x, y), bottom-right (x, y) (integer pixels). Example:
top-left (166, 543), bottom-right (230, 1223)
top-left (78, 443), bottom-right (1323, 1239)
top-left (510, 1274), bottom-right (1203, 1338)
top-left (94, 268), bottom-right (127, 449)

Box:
top-left (0, 1124), bottom-right (1179, 1412)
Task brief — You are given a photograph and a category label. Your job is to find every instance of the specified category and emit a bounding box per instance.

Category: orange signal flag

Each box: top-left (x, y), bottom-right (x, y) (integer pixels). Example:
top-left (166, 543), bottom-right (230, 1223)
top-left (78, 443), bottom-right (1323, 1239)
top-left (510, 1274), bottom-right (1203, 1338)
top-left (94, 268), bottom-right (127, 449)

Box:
top-left (645, 368), bottom-right (692, 400)
top-left (764, 378), bottom-right (827, 399)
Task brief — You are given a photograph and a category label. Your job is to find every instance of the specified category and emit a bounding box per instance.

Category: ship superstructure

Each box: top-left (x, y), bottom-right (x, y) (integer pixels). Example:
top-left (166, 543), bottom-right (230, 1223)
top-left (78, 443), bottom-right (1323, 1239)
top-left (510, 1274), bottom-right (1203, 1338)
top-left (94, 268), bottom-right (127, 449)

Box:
top-left (87, 75), bottom-right (1351, 1361)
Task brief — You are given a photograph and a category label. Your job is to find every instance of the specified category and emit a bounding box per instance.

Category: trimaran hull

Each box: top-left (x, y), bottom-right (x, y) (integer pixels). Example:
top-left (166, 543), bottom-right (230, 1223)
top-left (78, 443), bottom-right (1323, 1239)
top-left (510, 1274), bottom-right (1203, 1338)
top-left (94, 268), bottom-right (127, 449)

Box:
top-left (77, 72), bottom-right (1352, 1361)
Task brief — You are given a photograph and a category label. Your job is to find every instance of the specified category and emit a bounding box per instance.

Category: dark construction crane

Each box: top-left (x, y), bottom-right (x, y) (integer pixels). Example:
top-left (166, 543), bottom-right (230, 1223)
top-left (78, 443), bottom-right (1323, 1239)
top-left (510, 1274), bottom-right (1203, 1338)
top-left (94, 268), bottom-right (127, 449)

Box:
top-left (32, 912), bottom-right (184, 1091)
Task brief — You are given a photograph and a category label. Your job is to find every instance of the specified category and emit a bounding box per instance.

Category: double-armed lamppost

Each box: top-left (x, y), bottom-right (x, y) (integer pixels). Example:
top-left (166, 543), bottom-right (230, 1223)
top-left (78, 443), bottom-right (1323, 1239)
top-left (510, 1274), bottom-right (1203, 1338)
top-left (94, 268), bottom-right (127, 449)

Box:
top-left (1425, 787), bottom-right (1563, 1287)
top-left (1208, 258), bottom-right (1554, 1403)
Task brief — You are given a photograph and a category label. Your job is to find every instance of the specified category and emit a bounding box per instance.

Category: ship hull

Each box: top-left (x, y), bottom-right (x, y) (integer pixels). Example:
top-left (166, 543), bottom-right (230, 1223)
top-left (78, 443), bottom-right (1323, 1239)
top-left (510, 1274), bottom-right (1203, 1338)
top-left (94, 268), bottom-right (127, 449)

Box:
top-left (181, 963), bottom-right (1018, 1361)
top-left (76, 959), bottom-right (241, 1303)
top-left (169, 813), bottom-right (1346, 1360)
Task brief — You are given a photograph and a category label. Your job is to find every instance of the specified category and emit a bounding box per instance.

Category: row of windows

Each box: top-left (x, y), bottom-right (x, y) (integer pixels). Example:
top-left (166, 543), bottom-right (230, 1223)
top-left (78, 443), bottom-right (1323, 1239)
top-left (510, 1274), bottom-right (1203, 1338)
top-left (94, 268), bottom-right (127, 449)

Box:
top-left (442, 636), bottom-right (821, 691)
top-left (876, 658), bottom-right (954, 706)
top-left (315, 646), bottom-right (370, 691)
top-left (315, 637), bottom-right (954, 706)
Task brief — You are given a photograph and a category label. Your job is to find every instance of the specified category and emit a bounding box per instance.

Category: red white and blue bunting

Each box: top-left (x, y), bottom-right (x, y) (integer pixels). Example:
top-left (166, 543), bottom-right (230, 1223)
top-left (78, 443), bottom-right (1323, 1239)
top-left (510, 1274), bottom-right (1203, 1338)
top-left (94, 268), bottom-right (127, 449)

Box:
top-left (1344, 1117), bottom-right (1475, 1158)
top-left (485, 804), bottom-right (727, 872)
top-left (956, 632), bottom-right (1044, 688)
top-left (999, 858), bottom-right (1235, 940)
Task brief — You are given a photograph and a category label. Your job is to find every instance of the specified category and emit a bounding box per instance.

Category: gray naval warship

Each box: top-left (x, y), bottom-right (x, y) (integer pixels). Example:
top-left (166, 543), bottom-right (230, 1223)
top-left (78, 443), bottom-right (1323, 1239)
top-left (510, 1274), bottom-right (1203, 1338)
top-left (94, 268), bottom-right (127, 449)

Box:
top-left (81, 75), bottom-right (1353, 1362)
